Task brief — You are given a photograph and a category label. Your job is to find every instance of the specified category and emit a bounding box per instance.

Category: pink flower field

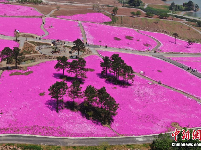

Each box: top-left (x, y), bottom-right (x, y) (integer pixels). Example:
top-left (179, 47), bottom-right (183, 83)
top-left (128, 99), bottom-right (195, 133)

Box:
top-left (0, 39), bottom-right (19, 52)
top-left (43, 18), bottom-right (82, 41)
top-left (140, 30), bottom-right (201, 53)
top-left (82, 22), bottom-right (157, 51)
top-left (57, 13), bottom-right (111, 23)
top-left (0, 17), bottom-right (44, 36)
top-left (168, 57), bottom-right (201, 72)
top-left (1, 55), bottom-right (201, 136)
top-left (0, 4), bottom-right (43, 16)
top-left (0, 0), bottom-right (8, 3)
top-left (98, 50), bottom-right (201, 100)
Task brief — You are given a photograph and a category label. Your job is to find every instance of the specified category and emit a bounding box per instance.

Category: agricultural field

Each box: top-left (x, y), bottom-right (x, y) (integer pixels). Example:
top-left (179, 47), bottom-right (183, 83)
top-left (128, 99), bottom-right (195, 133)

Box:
top-left (57, 13), bottom-right (111, 23)
top-left (43, 18), bottom-right (82, 41)
top-left (0, 55), bottom-right (201, 137)
top-left (140, 30), bottom-right (201, 53)
top-left (0, 17), bottom-right (44, 37)
top-left (83, 22), bottom-right (157, 50)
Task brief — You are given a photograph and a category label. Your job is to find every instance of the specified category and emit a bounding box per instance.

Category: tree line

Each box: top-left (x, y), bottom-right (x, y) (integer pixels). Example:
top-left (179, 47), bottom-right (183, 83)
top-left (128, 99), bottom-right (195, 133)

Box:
top-left (169, 1), bottom-right (199, 12)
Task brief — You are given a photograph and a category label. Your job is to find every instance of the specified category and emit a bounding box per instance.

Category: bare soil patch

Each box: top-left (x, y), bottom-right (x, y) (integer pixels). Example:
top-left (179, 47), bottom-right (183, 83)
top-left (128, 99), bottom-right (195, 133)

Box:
top-left (171, 122), bottom-right (182, 130)
top-left (9, 71), bottom-right (33, 76)
top-left (13, 3), bottom-right (56, 15)
top-left (141, 0), bottom-right (166, 5)
top-left (52, 8), bottom-right (94, 16)
top-left (21, 41), bottom-right (39, 54)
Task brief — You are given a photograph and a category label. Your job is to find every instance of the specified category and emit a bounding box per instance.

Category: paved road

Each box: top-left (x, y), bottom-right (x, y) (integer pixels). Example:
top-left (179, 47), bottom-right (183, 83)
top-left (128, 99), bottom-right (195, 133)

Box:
top-left (0, 134), bottom-right (171, 146)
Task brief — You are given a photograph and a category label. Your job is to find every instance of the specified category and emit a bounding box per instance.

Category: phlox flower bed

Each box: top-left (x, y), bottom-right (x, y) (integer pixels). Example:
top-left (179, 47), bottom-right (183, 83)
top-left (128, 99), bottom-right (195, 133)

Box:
top-left (57, 13), bottom-right (112, 23)
top-left (0, 0), bottom-right (8, 3)
top-left (1, 55), bottom-right (201, 136)
top-left (0, 39), bottom-right (19, 52)
top-left (82, 22), bottom-right (157, 51)
top-left (43, 18), bottom-right (82, 41)
top-left (0, 4), bottom-right (43, 16)
top-left (0, 17), bottom-right (44, 36)
top-left (98, 50), bottom-right (201, 100)
top-left (140, 30), bottom-right (201, 53)
top-left (168, 57), bottom-right (201, 72)
top-left (0, 59), bottom-right (115, 137)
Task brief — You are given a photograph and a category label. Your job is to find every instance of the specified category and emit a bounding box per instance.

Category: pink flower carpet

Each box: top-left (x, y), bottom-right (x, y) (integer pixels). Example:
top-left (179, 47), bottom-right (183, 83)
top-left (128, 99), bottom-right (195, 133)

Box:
top-left (82, 22), bottom-right (157, 51)
top-left (0, 17), bottom-right (44, 36)
top-left (0, 55), bottom-right (201, 136)
top-left (168, 57), bottom-right (201, 72)
top-left (43, 18), bottom-right (82, 41)
top-left (0, 3), bottom-right (43, 16)
top-left (98, 50), bottom-right (201, 100)
top-left (140, 30), bottom-right (201, 53)
top-left (58, 13), bottom-right (111, 23)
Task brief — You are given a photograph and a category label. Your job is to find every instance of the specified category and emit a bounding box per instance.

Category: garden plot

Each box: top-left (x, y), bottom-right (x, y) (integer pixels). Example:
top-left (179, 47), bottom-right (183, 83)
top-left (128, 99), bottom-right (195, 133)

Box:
top-left (43, 18), bottom-right (82, 41)
top-left (82, 22), bottom-right (157, 51)
top-left (0, 3), bottom-right (43, 16)
top-left (140, 30), bottom-right (201, 53)
top-left (57, 13), bottom-right (111, 23)
top-left (98, 50), bottom-right (201, 100)
top-left (1, 55), bottom-right (201, 136)
top-left (168, 57), bottom-right (201, 72)
top-left (0, 17), bottom-right (44, 37)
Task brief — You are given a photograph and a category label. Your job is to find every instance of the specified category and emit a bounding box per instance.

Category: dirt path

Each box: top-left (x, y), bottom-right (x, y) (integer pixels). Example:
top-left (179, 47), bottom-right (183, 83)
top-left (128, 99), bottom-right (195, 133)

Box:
top-left (137, 29), bottom-right (161, 52)
top-left (78, 21), bottom-right (87, 44)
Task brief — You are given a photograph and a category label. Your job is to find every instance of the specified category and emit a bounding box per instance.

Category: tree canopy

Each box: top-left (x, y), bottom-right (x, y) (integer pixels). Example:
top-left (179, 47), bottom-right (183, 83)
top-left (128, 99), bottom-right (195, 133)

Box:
top-left (54, 56), bottom-right (69, 76)
top-left (48, 81), bottom-right (68, 113)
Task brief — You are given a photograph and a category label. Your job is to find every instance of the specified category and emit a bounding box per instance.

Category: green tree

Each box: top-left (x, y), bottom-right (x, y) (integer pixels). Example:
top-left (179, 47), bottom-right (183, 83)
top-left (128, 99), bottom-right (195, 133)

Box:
top-left (187, 39), bottom-right (194, 47)
top-left (100, 56), bottom-right (111, 76)
top-left (197, 21), bottom-right (201, 27)
top-left (84, 85), bottom-right (98, 106)
top-left (146, 12), bottom-right (154, 18)
top-left (68, 80), bottom-right (82, 110)
top-left (121, 64), bottom-right (135, 83)
top-left (54, 56), bottom-right (69, 76)
top-left (173, 33), bottom-right (179, 44)
top-left (150, 133), bottom-right (173, 150)
top-left (130, 11), bottom-right (136, 17)
top-left (48, 81), bottom-right (68, 113)
top-left (0, 47), bottom-right (13, 64)
top-left (159, 13), bottom-right (169, 19)
top-left (110, 54), bottom-right (124, 79)
top-left (67, 58), bottom-right (86, 79)
top-left (128, 0), bottom-right (143, 7)
top-left (112, 7), bottom-right (118, 16)
top-left (136, 10), bottom-right (141, 16)
top-left (73, 39), bottom-right (85, 56)
top-left (12, 47), bottom-right (24, 69)
top-left (97, 87), bottom-right (119, 125)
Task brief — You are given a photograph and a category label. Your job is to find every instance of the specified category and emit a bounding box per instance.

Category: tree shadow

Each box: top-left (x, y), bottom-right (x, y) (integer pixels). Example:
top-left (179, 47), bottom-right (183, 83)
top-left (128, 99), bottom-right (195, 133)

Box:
top-left (64, 101), bottom-right (79, 111)
top-left (96, 73), bottom-right (131, 88)
top-left (52, 73), bottom-right (85, 84)
top-left (78, 102), bottom-right (103, 125)
top-left (169, 41), bottom-right (175, 44)
top-left (45, 99), bottom-right (64, 112)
